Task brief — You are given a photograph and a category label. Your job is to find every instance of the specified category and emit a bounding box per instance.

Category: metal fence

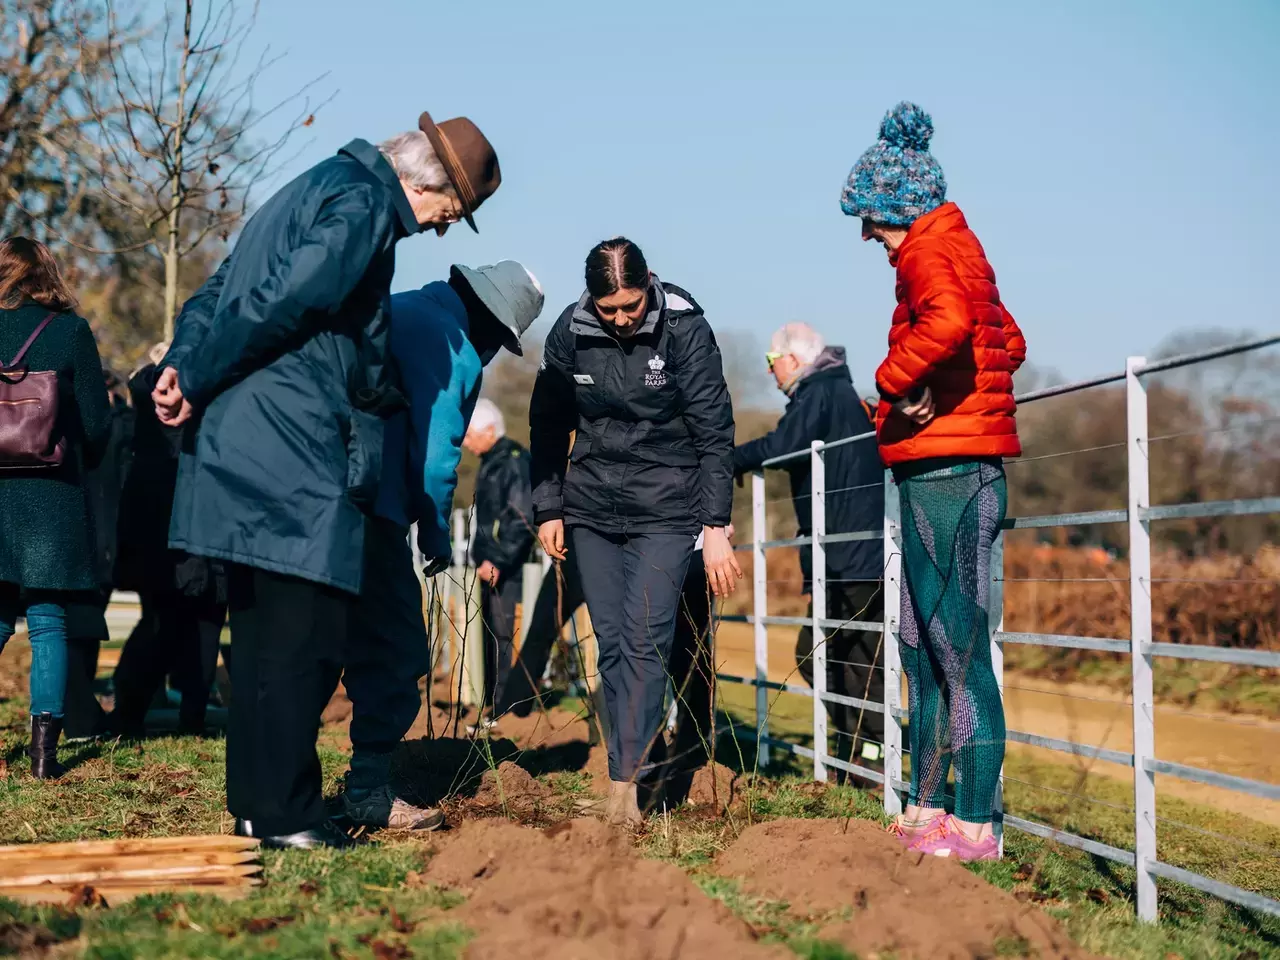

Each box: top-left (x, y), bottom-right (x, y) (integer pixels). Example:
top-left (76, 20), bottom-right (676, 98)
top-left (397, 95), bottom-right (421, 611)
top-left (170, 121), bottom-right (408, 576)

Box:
top-left (716, 334), bottom-right (1280, 923)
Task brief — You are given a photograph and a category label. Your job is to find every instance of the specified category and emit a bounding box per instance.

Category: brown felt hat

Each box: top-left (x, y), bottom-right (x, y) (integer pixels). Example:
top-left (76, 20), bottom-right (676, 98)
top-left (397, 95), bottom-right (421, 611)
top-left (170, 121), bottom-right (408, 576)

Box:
top-left (418, 111), bottom-right (501, 233)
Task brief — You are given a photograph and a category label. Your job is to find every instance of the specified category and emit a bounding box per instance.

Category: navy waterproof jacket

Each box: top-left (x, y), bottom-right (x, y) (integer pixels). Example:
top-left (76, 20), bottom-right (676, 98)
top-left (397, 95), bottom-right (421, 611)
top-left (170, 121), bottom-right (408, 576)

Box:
top-left (530, 280), bottom-right (734, 536)
top-left (163, 139), bottom-right (420, 594)
top-left (734, 347), bottom-right (885, 589)
top-left (471, 436), bottom-right (535, 575)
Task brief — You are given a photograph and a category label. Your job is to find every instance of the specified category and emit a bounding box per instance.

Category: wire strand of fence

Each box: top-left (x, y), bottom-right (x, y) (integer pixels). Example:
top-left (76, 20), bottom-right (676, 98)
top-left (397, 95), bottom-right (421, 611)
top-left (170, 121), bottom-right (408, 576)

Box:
top-left (1002, 440), bottom-right (1128, 467)
top-left (1001, 774), bottom-right (1134, 814)
top-left (1147, 414), bottom-right (1280, 446)
top-left (1154, 815), bottom-right (1280, 859)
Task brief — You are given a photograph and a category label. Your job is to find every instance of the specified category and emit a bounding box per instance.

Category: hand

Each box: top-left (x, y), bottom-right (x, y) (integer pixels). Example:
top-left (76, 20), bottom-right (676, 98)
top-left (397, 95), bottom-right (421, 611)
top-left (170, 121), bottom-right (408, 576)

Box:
top-left (701, 525), bottom-right (743, 598)
top-left (893, 387), bottom-right (935, 426)
top-left (153, 367), bottom-right (193, 427)
top-left (422, 555), bottom-right (450, 579)
top-left (538, 519), bottom-right (567, 561)
top-left (477, 560), bottom-right (500, 586)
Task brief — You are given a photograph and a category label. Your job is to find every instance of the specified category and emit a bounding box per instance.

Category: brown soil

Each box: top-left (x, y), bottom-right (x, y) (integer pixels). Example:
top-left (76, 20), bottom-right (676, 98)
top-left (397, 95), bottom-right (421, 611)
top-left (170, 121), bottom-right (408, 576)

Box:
top-left (423, 817), bottom-right (788, 960)
top-left (473, 761), bottom-right (551, 812)
top-left (685, 762), bottom-right (741, 813)
top-left (716, 818), bottom-right (1090, 960)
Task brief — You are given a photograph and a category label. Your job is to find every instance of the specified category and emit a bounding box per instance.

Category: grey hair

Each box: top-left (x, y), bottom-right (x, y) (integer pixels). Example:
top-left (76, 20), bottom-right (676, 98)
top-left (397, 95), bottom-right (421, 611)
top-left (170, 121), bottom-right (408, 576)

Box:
top-left (770, 322), bottom-right (826, 366)
top-left (468, 398), bottom-right (506, 439)
top-left (376, 131), bottom-right (454, 193)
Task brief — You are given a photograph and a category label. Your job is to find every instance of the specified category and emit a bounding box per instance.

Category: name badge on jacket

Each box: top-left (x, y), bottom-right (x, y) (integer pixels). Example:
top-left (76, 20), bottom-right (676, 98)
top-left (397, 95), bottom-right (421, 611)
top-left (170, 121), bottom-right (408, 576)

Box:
top-left (574, 374), bottom-right (595, 385)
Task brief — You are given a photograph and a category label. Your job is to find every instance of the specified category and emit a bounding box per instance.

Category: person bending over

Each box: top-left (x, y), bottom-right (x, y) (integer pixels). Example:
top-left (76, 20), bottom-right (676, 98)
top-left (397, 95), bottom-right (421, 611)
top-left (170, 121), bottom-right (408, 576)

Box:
top-left (530, 237), bottom-right (740, 827)
top-left (337, 262), bottom-right (543, 833)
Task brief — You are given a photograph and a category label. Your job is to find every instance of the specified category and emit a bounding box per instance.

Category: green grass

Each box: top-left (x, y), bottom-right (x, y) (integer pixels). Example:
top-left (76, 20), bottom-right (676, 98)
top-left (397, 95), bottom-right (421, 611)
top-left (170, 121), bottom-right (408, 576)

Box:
top-left (0, 642), bottom-right (1275, 958)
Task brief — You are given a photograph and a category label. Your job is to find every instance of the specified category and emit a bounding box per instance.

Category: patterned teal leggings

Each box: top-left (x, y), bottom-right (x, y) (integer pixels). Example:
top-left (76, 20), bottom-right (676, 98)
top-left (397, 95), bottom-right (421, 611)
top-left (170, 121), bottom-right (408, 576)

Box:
top-left (898, 459), bottom-right (1007, 823)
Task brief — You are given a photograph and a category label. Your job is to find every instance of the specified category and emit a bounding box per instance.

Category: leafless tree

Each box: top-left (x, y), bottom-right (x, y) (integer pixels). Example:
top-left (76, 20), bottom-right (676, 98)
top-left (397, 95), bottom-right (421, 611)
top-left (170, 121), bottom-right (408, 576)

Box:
top-left (0, 0), bottom-right (117, 240)
top-left (78, 0), bottom-right (331, 338)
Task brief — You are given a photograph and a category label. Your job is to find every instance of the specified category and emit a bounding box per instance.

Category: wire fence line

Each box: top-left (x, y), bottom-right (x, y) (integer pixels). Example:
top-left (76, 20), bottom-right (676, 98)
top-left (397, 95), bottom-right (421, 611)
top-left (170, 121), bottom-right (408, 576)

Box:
top-left (717, 336), bottom-right (1280, 924)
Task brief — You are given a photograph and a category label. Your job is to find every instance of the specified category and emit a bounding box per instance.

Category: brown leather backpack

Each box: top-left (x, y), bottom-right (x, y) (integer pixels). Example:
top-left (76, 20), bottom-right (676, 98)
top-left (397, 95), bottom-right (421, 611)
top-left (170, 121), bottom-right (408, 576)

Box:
top-left (0, 313), bottom-right (65, 470)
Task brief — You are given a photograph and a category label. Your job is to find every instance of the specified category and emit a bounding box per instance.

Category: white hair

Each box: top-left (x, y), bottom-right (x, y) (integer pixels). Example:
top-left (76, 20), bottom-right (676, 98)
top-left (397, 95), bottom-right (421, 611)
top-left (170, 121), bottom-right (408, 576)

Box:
top-left (469, 398), bottom-right (506, 439)
top-left (770, 322), bottom-right (826, 366)
top-left (376, 131), bottom-right (454, 193)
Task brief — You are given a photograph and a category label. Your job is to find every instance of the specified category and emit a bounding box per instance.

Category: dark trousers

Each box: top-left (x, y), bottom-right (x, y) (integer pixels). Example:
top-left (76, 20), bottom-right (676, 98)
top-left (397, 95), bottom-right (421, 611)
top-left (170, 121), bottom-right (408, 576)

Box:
top-left (796, 581), bottom-right (886, 770)
top-left (495, 554), bottom-right (585, 718)
top-left (480, 573), bottom-right (522, 711)
top-left (666, 552), bottom-right (715, 771)
top-left (571, 527), bottom-right (694, 782)
top-left (113, 591), bottom-right (225, 736)
top-left (63, 593), bottom-right (110, 738)
top-left (226, 565), bottom-right (346, 836)
top-left (344, 518), bottom-right (429, 763)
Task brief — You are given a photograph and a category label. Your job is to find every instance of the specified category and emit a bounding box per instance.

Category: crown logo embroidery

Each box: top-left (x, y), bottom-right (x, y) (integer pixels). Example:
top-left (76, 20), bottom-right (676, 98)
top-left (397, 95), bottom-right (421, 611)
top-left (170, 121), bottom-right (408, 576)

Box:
top-left (648, 355), bottom-right (665, 372)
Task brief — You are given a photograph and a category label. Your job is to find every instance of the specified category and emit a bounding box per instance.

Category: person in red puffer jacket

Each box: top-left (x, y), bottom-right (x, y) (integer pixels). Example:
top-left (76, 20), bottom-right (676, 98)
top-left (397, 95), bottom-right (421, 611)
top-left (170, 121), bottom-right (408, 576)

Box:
top-left (841, 101), bottom-right (1027, 861)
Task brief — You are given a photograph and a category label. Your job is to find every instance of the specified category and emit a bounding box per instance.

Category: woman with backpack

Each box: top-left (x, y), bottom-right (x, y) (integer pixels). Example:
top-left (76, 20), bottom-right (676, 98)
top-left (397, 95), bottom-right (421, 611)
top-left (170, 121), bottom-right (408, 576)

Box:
top-left (0, 237), bottom-right (112, 778)
top-left (841, 103), bottom-right (1027, 860)
top-left (529, 237), bottom-right (740, 825)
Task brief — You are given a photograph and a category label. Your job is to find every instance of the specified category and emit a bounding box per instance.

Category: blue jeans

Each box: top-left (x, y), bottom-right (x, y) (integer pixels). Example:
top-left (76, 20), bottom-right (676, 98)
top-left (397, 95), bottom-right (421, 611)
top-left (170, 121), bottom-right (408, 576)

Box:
top-left (0, 585), bottom-right (68, 717)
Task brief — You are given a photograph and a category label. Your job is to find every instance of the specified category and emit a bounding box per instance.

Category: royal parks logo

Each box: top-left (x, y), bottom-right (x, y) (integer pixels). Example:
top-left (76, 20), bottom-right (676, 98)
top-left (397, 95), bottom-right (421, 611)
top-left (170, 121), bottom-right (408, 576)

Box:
top-left (644, 354), bottom-right (668, 388)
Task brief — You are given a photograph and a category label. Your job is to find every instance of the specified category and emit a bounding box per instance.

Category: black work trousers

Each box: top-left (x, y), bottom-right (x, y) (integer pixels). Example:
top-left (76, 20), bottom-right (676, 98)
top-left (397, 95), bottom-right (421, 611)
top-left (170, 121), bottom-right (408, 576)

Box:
top-left (113, 591), bottom-right (225, 736)
top-left (666, 551), bottom-right (715, 771)
top-left (225, 565), bottom-right (346, 836)
top-left (571, 527), bottom-right (694, 783)
top-left (481, 573), bottom-right (522, 712)
top-left (495, 554), bottom-right (585, 719)
top-left (796, 581), bottom-right (886, 771)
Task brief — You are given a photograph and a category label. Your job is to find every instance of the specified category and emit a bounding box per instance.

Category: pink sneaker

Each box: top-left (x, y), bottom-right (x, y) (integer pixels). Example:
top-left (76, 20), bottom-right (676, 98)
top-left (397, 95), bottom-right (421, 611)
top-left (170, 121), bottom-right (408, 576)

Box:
top-left (888, 812), bottom-right (945, 846)
top-left (907, 815), bottom-right (1000, 861)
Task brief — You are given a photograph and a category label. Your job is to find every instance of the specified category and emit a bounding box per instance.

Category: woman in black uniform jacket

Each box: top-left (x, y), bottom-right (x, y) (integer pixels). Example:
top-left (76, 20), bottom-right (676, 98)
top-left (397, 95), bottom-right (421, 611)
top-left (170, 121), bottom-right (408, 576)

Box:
top-left (530, 237), bottom-right (740, 825)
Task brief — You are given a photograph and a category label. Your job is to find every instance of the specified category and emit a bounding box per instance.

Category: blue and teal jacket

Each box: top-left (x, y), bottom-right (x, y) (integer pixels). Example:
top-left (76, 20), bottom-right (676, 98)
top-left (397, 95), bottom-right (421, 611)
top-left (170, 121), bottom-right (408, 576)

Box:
top-left (374, 281), bottom-right (482, 559)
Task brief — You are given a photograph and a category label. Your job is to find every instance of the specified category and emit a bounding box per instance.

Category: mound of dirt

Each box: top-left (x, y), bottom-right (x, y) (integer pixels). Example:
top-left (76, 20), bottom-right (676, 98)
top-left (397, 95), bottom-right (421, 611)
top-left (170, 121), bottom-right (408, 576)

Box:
top-left (424, 818), bottom-right (788, 960)
top-left (473, 761), bottom-right (551, 811)
top-left (685, 763), bottom-right (740, 812)
top-left (716, 819), bottom-right (1089, 960)
top-left (321, 684), bottom-right (353, 725)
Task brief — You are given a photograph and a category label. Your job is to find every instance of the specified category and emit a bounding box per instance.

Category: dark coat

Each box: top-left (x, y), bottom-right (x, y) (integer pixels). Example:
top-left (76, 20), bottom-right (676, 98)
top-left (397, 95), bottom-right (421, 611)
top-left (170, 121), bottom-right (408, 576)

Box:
top-left (530, 280), bottom-right (735, 536)
top-left (84, 394), bottom-right (134, 587)
top-left (0, 305), bottom-right (112, 592)
top-left (734, 347), bottom-right (885, 588)
top-left (471, 436), bottom-right (535, 576)
top-left (163, 139), bottom-right (420, 594)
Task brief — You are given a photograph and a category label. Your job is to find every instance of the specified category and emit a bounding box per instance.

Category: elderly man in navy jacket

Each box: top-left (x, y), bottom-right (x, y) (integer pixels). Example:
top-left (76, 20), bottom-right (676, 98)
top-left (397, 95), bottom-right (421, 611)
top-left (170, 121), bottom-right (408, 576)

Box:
top-left (734, 323), bottom-right (887, 778)
top-left (154, 113), bottom-right (502, 850)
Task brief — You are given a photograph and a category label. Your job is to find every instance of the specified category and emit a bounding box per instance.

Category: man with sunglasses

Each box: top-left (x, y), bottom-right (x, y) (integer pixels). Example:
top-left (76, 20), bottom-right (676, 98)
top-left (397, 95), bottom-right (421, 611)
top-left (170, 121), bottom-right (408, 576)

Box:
top-left (735, 322), bottom-right (886, 781)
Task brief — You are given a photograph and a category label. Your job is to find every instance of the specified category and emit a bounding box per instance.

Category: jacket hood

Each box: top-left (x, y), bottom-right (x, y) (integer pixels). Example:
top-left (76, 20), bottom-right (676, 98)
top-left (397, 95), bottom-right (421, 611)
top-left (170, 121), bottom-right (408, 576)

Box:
top-left (338, 138), bottom-right (422, 237)
top-left (785, 345), bottom-right (851, 396)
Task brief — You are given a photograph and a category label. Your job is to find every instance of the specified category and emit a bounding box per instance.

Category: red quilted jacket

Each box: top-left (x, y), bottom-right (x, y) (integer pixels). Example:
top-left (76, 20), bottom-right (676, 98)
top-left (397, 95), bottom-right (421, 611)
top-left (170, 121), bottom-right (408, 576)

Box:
top-left (874, 203), bottom-right (1027, 467)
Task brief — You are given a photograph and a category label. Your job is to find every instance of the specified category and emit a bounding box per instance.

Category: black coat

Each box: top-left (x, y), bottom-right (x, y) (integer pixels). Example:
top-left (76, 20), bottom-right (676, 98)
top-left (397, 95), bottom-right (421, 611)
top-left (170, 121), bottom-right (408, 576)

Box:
top-left (0, 305), bottom-right (112, 592)
top-left (734, 348), bottom-right (884, 587)
top-left (530, 280), bottom-right (734, 536)
top-left (84, 394), bottom-right (134, 588)
top-left (163, 139), bottom-right (419, 594)
top-left (470, 436), bottom-right (535, 575)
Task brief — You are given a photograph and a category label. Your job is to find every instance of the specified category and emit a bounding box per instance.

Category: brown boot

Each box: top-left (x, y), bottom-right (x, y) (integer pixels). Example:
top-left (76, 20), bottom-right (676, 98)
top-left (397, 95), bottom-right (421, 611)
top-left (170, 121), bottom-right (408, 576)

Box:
top-left (606, 779), bottom-right (643, 828)
top-left (28, 713), bottom-right (67, 780)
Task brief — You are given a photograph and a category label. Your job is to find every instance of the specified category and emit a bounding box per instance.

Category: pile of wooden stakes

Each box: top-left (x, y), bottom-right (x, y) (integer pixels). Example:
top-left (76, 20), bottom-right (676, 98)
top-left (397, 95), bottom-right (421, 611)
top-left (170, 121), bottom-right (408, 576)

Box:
top-left (0, 835), bottom-right (262, 905)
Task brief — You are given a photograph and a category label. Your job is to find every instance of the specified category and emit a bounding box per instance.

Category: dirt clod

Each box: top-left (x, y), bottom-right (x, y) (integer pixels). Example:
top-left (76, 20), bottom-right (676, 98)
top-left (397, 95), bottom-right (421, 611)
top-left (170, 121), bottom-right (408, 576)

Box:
top-left (424, 817), bottom-right (788, 959)
top-left (716, 819), bottom-right (1091, 960)
top-left (473, 761), bottom-right (551, 811)
top-left (685, 762), bottom-right (740, 812)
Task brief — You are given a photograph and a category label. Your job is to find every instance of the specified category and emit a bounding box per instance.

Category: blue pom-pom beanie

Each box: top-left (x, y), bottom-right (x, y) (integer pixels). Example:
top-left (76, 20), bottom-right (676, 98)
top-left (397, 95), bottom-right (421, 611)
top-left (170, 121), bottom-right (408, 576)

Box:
top-left (840, 101), bottom-right (947, 226)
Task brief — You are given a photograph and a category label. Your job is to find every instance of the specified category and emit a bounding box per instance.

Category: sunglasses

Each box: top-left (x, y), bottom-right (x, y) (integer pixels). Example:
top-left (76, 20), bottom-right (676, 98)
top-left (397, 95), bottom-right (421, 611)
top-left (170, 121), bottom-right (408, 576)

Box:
top-left (765, 351), bottom-right (784, 371)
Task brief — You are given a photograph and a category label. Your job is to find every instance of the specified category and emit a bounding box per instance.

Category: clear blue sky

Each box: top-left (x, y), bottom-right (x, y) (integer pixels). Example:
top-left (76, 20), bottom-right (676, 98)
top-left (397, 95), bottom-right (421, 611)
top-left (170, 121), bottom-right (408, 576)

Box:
top-left (238, 0), bottom-right (1277, 401)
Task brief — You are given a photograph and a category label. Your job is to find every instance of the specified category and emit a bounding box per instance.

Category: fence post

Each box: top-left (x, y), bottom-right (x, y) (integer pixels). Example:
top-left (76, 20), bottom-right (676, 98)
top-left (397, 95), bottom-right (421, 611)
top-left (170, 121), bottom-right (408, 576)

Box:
top-left (1127, 356), bottom-right (1158, 922)
top-left (810, 441), bottom-right (828, 782)
top-left (881, 470), bottom-right (903, 817)
top-left (752, 471), bottom-right (770, 767)
top-left (989, 529), bottom-right (1006, 856)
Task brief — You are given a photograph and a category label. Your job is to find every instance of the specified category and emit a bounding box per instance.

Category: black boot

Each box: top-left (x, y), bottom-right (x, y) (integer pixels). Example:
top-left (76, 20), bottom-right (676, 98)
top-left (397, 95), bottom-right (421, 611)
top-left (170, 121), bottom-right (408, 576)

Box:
top-left (28, 714), bottom-right (67, 780)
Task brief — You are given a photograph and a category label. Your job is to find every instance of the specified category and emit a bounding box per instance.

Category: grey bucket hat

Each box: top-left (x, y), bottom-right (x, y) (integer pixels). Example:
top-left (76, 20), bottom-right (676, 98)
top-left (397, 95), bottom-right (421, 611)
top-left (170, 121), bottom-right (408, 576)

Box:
top-left (449, 260), bottom-right (544, 357)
